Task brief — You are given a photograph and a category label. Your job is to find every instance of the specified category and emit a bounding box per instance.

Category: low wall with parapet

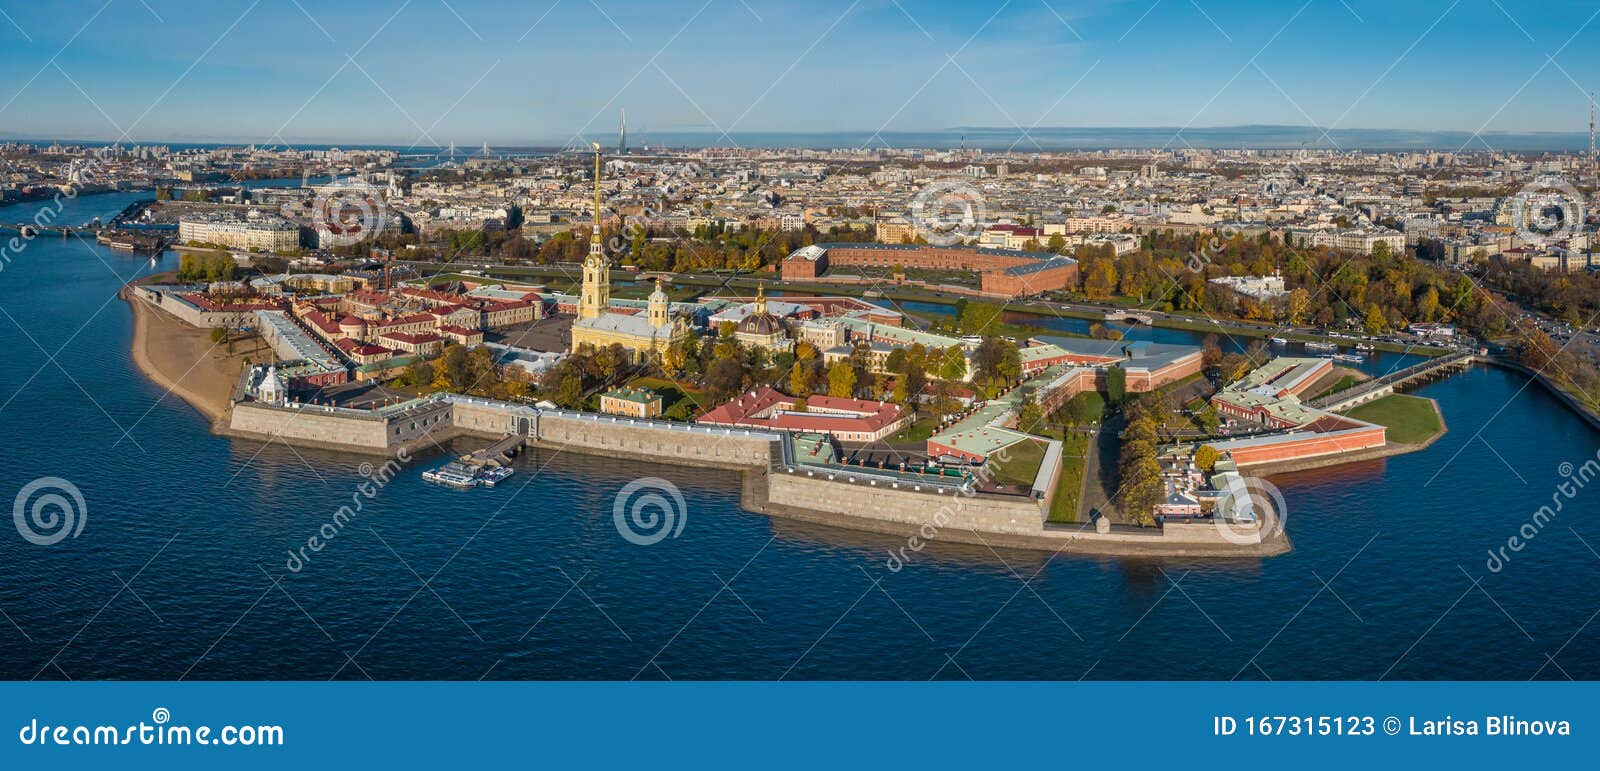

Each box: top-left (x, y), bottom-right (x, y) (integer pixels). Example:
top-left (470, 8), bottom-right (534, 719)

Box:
top-left (751, 470), bottom-right (1287, 556)
top-left (228, 398), bottom-right (457, 454)
top-left (130, 285), bottom-right (258, 329)
top-left (222, 395), bottom-right (1288, 556)
top-left (764, 470), bottom-right (1043, 535)
top-left (533, 411), bottom-right (777, 470)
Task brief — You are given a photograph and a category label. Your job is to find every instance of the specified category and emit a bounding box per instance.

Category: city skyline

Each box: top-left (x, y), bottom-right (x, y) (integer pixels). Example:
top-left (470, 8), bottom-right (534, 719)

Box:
top-left (6, 0), bottom-right (1600, 145)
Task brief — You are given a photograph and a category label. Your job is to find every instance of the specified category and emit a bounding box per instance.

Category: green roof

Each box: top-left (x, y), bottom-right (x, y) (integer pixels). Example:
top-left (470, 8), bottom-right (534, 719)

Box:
top-left (603, 386), bottom-right (661, 404)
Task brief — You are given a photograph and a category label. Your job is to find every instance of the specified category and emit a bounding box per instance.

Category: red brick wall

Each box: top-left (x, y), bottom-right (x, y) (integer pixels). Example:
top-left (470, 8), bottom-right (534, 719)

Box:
top-left (1226, 426), bottom-right (1386, 465)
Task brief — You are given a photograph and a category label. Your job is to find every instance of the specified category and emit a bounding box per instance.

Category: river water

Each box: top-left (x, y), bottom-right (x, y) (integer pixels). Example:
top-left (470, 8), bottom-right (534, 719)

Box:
top-left (0, 190), bottom-right (1596, 680)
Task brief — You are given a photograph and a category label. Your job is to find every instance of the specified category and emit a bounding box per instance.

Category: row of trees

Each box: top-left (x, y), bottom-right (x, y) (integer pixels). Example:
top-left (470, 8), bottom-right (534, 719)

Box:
top-left (175, 251), bottom-right (236, 282)
top-left (1116, 395), bottom-right (1166, 526)
top-left (393, 343), bottom-right (534, 402)
top-left (1060, 230), bottom-right (1503, 340)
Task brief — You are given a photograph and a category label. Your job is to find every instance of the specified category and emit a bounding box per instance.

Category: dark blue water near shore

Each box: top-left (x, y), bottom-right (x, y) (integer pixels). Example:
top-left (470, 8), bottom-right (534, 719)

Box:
top-left (1, 191), bottom-right (1597, 680)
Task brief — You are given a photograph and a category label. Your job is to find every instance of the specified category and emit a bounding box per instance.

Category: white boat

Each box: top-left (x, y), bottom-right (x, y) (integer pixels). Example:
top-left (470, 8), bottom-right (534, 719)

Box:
top-left (480, 466), bottom-right (515, 487)
top-left (1354, 343), bottom-right (1375, 352)
top-left (423, 462), bottom-right (480, 489)
top-left (1269, 336), bottom-right (1288, 345)
top-left (1305, 341), bottom-right (1338, 353)
top-left (1332, 353), bottom-right (1363, 363)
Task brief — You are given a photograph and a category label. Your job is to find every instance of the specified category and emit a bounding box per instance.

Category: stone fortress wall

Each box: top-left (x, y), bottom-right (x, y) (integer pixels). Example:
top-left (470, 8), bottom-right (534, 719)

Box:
top-left (226, 396), bottom-right (1284, 556)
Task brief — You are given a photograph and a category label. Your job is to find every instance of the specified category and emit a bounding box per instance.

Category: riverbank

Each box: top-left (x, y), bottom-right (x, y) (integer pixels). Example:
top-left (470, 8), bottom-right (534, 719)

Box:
top-left (122, 286), bottom-right (257, 429)
top-left (121, 286), bottom-right (1288, 558)
top-left (1481, 357), bottom-right (1600, 432)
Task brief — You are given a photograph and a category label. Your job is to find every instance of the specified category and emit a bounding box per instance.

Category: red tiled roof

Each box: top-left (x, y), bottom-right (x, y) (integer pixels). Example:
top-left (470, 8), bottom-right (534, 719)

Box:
top-left (696, 386), bottom-right (904, 434)
top-left (377, 331), bottom-right (442, 345)
top-left (177, 293), bottom-right (280, 312)
top-left (334, 338), bottom-right (390, 356)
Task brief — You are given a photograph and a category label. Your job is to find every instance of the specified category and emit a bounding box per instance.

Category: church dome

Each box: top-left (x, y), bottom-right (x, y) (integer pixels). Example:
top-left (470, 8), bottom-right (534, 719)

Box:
top-left (738, 311), bottom-right (785, 336)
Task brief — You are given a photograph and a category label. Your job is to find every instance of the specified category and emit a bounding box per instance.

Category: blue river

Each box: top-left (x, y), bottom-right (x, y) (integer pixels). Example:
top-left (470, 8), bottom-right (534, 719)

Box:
top-left (0, 190), bottom-right (1596, 680)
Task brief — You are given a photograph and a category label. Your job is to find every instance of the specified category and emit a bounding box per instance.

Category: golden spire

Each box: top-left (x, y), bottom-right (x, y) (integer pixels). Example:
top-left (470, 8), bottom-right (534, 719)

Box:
top-left (591, 143), bottom-right (602, 237)
top-left (754, 280), bottom-right (767, 315)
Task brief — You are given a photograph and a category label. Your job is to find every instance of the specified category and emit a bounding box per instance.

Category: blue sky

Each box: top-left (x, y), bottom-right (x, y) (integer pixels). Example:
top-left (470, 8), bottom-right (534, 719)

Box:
top-left (2, 0), bottom-right (1599, 145)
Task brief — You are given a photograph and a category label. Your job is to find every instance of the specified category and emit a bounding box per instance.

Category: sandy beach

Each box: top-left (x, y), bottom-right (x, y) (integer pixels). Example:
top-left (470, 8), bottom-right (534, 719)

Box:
top-left (124, 287), bottom-right (264, 429)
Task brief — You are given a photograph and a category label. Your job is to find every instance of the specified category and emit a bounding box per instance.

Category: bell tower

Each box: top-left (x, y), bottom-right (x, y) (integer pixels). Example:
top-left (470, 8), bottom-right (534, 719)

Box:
top-left (648, 278), bottom-right (669, 330)
top-left (578, 144), bottom-right (609, 321)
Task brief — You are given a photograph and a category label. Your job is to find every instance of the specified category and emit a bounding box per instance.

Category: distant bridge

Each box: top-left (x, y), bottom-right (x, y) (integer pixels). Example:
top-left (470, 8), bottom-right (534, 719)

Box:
top-left (0, 223), bottom-right (103, 238)
top-left (1104, 310), bottom-right (1155, 325)
top-left (1311, 351), bottom-right (1477, 412)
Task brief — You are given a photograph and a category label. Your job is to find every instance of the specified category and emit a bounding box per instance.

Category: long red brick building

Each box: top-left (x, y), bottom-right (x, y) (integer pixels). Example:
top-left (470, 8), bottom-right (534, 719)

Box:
top-left (782, 243), bottom-right (1078, 298)
top-left (1205, 357), bottom-right (1387, 466)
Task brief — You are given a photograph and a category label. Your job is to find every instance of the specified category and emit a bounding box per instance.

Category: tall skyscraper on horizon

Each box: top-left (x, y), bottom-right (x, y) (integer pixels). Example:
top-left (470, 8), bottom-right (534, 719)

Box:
top-left (619, 108), bottom-right (628, 156)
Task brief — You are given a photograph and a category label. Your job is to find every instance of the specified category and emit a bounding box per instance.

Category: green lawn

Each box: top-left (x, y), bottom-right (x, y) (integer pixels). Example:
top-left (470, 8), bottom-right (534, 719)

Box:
top-left (985, 438), bottom-right (1048, 491)
top-left (1341, 394), bottom-right (1444, 445)
top-left (1311, 374), bottom-right (1360, 401)
top-left (1047, 431), bottom-right (1092, 523)
top-left (891, 415), bottom-right (941, 442)
top-left (1053, 391), bottom-right (1106, 426)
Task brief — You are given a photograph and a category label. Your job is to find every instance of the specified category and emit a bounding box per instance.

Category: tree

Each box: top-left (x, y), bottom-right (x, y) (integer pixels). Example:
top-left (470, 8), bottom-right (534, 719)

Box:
top-left (1194, 445), bottom-right (1220, 473)
top-left (827, 360), bottom-right (856, 398)
top-left (553, 368), bottom-right (584, 408)
top-left (1106, 365), bottom-right (1126, 404)
top-left (939, 346), bottom-right (968, 382)
top-left (1285, 287), bottom-right (1311, 326)
top-left (885, 348), bottom-right (907, 375)
top-left (1017, 400), bottom-right (1044, 434)
top-left (1201, 333), bottom-right (1223, 370)
top-left (789, 358), bottom-right (813, 396)
top-left (1364, 303), bottom-right (1387, 335)
top-left (706, 357), bottom-right (747, 400)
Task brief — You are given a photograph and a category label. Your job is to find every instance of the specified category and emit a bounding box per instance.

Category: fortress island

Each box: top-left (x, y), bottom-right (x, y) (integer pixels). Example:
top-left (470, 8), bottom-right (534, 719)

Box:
top-left (113, 147), bottom-right (1520, 561)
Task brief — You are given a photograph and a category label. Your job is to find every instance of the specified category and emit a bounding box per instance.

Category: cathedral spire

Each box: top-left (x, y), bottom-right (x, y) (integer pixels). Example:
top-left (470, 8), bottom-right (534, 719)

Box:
top-left (578, 143), bottom-right (610, 320)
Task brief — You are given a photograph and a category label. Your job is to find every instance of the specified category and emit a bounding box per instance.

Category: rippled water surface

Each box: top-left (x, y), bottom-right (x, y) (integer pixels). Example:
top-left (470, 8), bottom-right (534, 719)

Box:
top-left (0, 191), bottom-right (1596, 680)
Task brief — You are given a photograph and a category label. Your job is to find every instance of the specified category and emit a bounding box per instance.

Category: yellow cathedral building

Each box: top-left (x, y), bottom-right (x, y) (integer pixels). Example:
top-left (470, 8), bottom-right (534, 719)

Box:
top-left (570, 146), bottom-right (689, 362)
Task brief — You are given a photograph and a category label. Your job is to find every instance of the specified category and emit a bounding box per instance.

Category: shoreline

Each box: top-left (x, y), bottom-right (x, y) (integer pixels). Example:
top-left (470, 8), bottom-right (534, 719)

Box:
top-left (110, 290), bottom-right (1315, 559)
top-left (122, 285), bottom-right (242, 430)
